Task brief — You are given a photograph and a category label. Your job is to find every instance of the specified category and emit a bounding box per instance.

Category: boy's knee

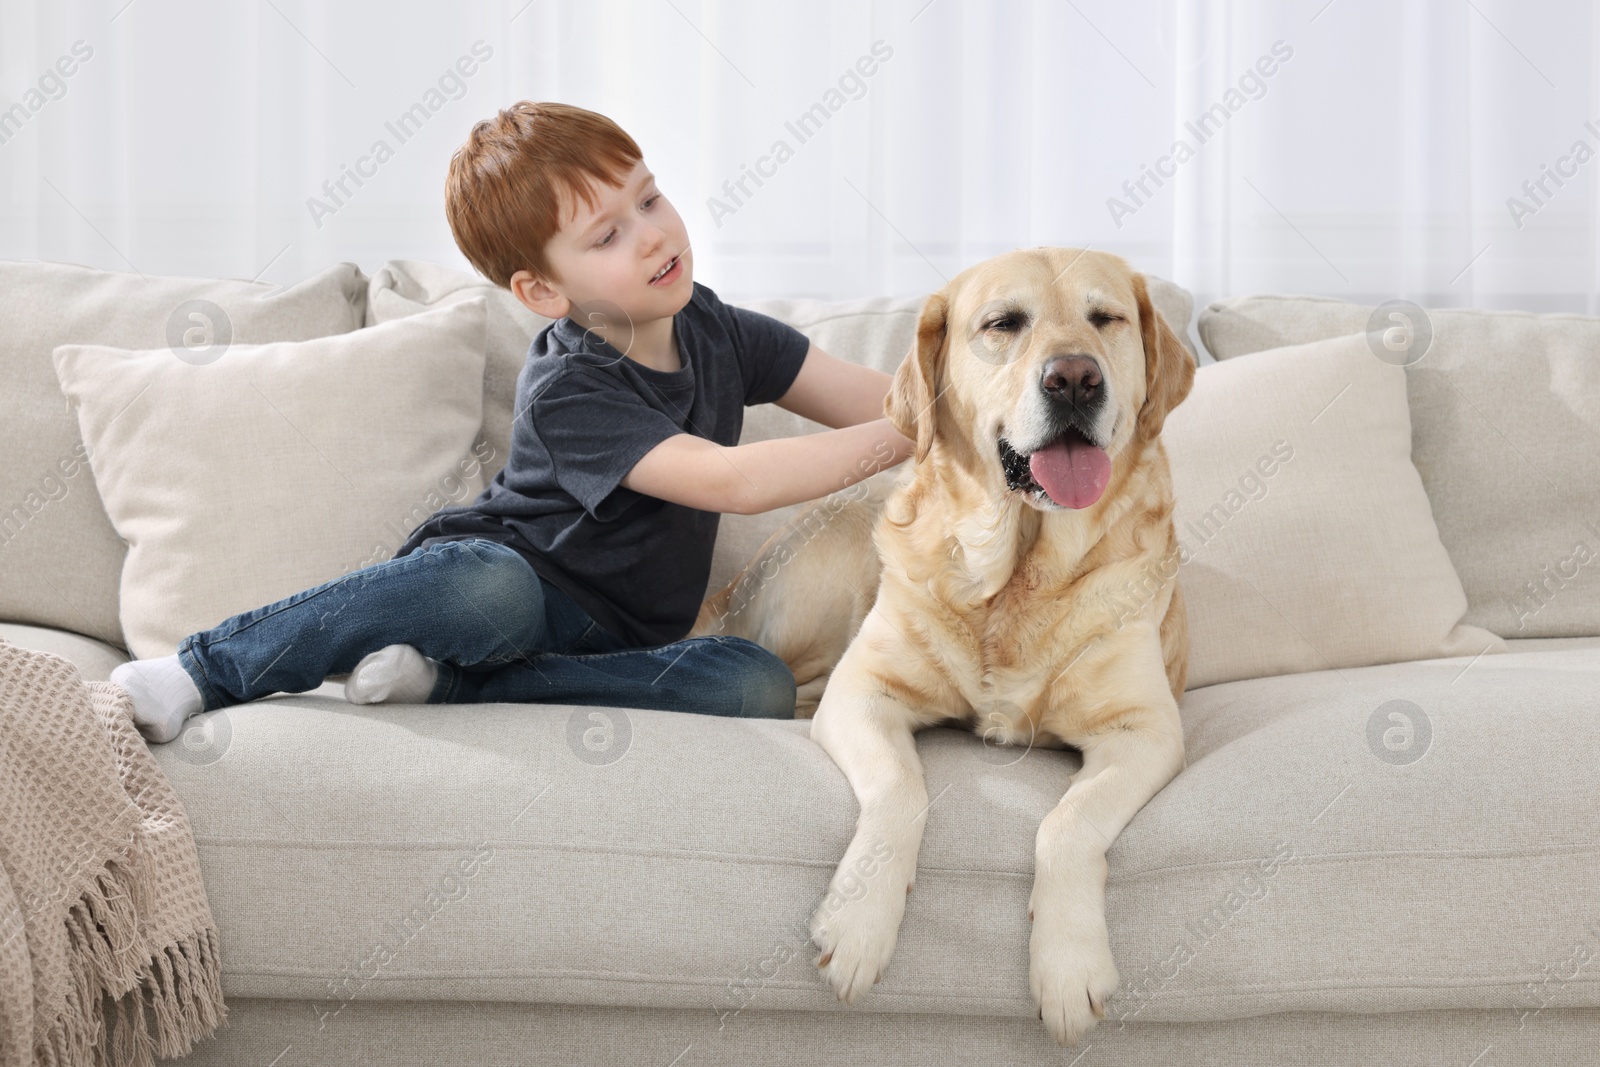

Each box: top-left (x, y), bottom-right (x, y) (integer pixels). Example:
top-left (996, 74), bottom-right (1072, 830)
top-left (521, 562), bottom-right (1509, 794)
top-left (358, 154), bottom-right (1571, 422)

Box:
top-left (716, 636), bottom-right (796, 719)
top-left (433, 540), bottom-right (545, 647)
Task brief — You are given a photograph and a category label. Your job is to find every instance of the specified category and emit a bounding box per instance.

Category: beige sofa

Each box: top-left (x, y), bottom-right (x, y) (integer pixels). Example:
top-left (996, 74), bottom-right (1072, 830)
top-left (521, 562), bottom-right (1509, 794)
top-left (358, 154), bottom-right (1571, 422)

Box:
top-left (4, 258), bottom-right (1598, 1065)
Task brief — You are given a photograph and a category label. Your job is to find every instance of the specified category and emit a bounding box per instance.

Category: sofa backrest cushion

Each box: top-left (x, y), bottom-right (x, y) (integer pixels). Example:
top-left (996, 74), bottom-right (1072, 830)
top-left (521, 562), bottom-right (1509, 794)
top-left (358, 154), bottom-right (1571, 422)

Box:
top-left (1199, 295), bottom-right (1600, 639)
top-left (0, 261), bottom-right (367, 652)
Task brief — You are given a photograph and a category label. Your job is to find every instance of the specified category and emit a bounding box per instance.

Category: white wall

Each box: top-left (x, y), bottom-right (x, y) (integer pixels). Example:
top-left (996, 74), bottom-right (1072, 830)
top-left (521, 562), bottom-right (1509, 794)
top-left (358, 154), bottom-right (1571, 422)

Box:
top-left (3, 0), bottom-right (1598, 316)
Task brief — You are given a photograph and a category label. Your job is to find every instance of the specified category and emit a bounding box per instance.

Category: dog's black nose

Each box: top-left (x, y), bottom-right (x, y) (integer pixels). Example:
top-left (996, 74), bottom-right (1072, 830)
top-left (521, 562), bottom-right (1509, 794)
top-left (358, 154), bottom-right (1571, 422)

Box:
top-left (1040, 355), bottom-right (1102, 411)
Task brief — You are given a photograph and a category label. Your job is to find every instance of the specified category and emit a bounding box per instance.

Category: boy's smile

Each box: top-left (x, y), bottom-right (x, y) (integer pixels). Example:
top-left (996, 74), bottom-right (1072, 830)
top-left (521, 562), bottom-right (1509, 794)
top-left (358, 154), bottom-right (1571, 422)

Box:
top-left (510, 158), bottom-right (694, 371)
top-left (648, 251), bottom-right (686, 287)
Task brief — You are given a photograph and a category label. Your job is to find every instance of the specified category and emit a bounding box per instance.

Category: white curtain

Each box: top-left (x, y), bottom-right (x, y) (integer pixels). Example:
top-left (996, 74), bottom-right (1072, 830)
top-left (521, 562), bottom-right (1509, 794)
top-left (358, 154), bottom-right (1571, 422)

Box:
top-left (3, 0), bottom-right (1598, 323)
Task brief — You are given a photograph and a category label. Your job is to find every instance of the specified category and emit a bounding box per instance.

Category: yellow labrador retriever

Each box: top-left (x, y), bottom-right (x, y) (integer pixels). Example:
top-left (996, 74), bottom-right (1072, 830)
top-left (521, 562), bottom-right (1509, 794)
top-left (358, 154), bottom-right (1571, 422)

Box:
top-left (689, 247), bottom-right (1195, 1046)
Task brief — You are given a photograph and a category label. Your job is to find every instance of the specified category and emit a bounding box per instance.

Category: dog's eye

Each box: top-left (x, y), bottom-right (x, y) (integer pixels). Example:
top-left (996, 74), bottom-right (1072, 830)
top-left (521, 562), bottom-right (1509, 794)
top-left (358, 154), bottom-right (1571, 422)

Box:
top-left (1088, 309), bottom-right (1124, 329)
top-left (985, 315), bottom-right (1023, 332)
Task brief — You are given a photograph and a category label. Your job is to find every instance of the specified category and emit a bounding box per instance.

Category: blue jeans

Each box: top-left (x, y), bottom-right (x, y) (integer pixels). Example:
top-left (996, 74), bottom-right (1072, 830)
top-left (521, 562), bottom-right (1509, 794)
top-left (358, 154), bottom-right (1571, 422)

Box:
top-left (175, 538), bottom-right (796, 719)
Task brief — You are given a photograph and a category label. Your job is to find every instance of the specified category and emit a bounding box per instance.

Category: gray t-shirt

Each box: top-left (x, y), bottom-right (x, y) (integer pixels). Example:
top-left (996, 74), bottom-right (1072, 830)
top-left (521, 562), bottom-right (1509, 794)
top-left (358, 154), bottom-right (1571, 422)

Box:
top-left (393, 281), bottom-right (811, 648)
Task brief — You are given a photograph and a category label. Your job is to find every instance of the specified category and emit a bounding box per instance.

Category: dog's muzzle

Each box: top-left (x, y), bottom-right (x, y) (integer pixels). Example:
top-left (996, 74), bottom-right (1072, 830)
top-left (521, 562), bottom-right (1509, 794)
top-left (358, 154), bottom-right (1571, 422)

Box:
top-left (998, 355), bottom-right (1112, 510)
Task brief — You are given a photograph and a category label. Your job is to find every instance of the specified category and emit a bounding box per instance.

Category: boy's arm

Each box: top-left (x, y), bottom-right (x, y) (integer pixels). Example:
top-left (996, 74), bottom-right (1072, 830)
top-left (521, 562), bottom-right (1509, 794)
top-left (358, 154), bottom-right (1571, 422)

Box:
top-left (622, 339), bottom-right (912, 514)
top-left (621, 419), bottom-right (913, 515)
top-left (771, 343), bottom-right (895, 429)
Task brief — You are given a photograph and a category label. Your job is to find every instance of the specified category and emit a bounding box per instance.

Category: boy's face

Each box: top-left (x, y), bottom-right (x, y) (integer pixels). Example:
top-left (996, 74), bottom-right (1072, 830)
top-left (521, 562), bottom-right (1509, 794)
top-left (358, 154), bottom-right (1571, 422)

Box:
top-left (510, 158), bottom-right (693, 335)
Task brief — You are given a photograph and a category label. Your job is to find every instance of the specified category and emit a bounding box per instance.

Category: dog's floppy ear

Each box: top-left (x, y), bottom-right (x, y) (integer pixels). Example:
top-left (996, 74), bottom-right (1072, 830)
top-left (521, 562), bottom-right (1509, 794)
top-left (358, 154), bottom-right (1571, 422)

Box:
top-left (885, 290), bottom-right (949, 464)
top-left (1132, 273), bottom-right (1195, 443)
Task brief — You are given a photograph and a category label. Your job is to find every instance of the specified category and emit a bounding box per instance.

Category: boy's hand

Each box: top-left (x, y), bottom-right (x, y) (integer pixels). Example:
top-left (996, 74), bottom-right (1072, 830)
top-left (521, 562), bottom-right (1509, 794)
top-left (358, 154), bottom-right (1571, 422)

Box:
top-left (881, 421), bottom-right (916, 465)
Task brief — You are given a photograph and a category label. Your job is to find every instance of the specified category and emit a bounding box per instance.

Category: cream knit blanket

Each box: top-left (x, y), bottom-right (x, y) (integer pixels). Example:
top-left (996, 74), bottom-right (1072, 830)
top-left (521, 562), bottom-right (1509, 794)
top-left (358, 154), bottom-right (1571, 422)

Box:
top-left (0, 637), bottom-right (225, 1066)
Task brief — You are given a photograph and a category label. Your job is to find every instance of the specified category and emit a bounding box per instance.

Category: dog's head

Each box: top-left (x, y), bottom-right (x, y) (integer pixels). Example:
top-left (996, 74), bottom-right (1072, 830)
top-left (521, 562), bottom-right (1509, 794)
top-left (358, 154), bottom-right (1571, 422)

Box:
top-left (885, 247), bottom-right (1194, 512)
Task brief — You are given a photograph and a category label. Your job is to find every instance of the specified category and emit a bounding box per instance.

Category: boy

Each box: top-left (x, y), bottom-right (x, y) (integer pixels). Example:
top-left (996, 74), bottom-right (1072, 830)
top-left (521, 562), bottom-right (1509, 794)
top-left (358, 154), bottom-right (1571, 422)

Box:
top-left (112, 101), bottom-right (915, 743)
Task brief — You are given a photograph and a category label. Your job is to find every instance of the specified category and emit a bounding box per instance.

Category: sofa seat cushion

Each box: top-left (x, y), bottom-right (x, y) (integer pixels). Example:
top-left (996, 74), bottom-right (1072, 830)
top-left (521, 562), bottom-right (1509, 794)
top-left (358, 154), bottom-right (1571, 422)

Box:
top-left (151, 646), bottom-right (1600, 1024)
top-left (0, 622), bottom-right (129, 681)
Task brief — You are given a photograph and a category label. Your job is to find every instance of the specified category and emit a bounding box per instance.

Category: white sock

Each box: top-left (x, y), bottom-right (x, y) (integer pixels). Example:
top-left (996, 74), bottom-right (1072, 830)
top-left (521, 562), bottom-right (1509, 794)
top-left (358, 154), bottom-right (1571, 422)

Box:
top-left (345, 644), bottom-right (440, 705)
top-left (110, 654), bottom-right (204, 744)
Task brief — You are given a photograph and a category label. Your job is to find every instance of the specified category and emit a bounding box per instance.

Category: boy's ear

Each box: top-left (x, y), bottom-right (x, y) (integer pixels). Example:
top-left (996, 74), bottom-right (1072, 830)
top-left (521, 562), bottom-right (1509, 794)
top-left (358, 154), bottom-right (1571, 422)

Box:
top-left (510, 269), bottom-right (569, 320)
top-left (885, 290), bottom-right (950, 465)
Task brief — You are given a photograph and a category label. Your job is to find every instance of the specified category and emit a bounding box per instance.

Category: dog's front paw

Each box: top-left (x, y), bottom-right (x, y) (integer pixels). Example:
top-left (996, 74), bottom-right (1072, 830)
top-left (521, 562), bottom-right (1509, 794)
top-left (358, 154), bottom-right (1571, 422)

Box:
top-left (1028, 902), bottom-right (1118, 1047)
top-left (809, 841), bottom-right (907, 1005)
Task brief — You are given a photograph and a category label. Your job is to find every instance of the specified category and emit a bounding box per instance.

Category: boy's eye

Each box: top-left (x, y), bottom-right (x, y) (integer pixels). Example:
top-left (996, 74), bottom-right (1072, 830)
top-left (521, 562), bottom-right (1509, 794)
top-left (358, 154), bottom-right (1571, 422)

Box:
top-left (643, 194), bottom-right (660, 208)
top-left (596, 229), bottom-right (615, 247)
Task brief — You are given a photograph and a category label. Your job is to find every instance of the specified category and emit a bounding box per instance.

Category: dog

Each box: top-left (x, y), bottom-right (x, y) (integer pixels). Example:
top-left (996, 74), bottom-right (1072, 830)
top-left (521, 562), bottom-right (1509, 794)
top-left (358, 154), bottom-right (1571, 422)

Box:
top-left (689, 247), bottom-right (1195, 1046)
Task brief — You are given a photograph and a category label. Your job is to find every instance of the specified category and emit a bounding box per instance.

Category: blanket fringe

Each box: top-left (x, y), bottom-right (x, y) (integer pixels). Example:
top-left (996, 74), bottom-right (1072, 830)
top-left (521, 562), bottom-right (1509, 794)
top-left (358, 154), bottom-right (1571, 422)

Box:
top-left (35, 846), bottom-right (227, 1067)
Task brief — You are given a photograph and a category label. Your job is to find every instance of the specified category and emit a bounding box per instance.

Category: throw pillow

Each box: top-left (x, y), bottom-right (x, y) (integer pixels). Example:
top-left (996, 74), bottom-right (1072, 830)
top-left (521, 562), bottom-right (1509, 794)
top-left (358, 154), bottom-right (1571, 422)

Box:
top-left (1162, 331), bottom-right (1507, 688)
top-left (52, 298), bottom-right (489, 661)
top-left (367, 259), bottom-right (552, 485)
top-left (0, 260), bottom-right (367, 651)
top-left (1197, 295), bottom-right (1600, 639)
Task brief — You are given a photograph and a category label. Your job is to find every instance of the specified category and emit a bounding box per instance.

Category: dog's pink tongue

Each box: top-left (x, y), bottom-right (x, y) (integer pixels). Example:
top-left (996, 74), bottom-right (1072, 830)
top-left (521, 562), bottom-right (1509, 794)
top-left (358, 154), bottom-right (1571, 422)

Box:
top-left (1029, 433), bottom-right (1111, 509)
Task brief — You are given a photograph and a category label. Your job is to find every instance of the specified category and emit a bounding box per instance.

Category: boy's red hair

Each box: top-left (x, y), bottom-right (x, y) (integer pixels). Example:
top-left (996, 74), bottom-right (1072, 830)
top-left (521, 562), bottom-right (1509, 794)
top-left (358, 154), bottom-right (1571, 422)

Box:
top-left (446, 101), bottom-right (642, 288)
